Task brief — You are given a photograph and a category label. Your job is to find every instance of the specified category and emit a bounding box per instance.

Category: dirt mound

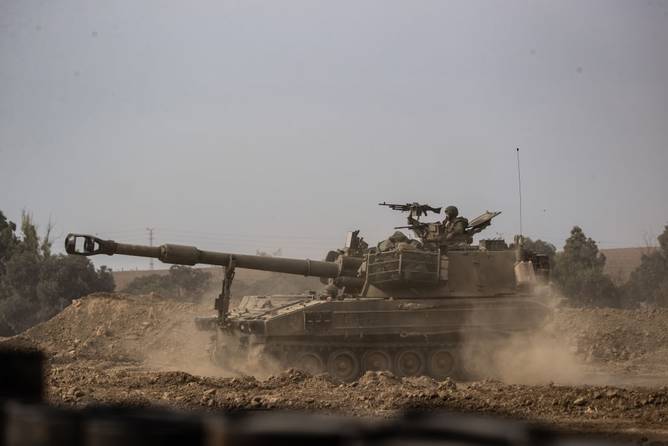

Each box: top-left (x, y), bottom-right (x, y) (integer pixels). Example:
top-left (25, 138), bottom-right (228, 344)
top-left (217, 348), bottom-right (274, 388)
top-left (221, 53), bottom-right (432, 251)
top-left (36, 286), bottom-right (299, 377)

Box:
top-left (550, 306), bottom-right (668, 377)
top-left (9, 293), bottom-right (212, 370)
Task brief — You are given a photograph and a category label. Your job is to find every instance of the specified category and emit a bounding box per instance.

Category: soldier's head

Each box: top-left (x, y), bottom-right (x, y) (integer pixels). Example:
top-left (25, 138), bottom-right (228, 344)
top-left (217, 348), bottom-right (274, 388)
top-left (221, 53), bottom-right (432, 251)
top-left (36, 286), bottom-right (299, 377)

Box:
top-left (444, 206), bottom-right (458, 219)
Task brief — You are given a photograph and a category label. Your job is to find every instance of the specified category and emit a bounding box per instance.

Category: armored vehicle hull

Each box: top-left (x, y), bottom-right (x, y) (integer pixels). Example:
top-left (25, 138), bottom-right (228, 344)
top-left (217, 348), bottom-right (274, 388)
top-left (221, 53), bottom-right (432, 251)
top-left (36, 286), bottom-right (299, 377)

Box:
top-left (217, 294), bottom-right (549, 380)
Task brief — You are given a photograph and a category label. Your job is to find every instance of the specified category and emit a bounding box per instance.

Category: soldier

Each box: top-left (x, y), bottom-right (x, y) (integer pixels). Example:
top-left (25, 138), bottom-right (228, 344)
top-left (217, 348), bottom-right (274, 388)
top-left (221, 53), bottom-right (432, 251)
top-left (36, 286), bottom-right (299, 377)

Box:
top-left (442, 206), bottom-right (469, 243)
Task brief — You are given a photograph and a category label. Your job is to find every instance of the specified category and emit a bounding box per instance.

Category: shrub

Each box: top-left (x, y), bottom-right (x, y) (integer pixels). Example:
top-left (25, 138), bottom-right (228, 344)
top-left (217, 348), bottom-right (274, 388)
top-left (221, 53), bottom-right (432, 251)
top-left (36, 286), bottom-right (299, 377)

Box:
top-left (123, 265), bottom-right (210, 301)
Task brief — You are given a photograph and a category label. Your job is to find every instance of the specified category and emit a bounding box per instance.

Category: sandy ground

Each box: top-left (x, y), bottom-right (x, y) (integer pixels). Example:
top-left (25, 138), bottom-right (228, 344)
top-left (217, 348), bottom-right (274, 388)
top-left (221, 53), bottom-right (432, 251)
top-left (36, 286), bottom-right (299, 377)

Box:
top-left (3, 292), bottom-right (668, 444)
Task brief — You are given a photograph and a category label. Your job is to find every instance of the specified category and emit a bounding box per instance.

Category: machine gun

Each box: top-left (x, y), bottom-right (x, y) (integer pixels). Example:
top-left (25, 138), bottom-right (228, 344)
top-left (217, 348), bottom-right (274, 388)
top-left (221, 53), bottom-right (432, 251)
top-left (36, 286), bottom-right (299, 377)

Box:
top-left (378, 201), bottom-right (440, 244)
top-left (378, 202), bottom-right (442, 233)
top-left (379, 202), bottom-right (441, 219)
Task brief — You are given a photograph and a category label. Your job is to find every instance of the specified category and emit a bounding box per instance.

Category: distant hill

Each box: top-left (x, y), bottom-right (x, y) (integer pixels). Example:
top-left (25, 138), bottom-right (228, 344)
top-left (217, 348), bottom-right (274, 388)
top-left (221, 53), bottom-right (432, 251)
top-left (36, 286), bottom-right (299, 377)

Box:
top-left (600, 247), bottom-right (658, 285)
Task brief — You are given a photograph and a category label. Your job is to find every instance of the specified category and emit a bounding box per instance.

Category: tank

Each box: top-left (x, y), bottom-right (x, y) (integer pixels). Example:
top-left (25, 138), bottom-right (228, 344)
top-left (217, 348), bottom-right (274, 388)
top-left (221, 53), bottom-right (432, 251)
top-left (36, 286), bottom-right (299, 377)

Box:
top-left (64, 202), bottom-right (551, 381)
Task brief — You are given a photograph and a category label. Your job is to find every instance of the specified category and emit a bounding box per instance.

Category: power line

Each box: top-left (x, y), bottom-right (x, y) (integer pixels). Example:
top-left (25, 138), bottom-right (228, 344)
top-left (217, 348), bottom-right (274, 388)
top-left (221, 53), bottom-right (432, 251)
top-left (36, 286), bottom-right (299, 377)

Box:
top-left (156, 227), bottom-right (342, 242)
top-left (93, 227), bottom-right (342, 243)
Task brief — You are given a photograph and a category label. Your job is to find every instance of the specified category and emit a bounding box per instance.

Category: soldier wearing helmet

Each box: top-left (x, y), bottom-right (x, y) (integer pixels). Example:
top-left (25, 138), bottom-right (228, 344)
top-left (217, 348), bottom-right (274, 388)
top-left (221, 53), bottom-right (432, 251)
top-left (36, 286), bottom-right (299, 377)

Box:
top-left (442, 206), bottom-right (469, 243)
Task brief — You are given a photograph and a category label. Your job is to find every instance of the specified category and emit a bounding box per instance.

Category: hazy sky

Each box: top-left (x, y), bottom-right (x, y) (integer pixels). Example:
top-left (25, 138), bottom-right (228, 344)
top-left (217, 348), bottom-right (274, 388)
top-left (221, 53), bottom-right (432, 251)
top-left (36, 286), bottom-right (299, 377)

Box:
top-left (1, 0), bottom-right (667, 271)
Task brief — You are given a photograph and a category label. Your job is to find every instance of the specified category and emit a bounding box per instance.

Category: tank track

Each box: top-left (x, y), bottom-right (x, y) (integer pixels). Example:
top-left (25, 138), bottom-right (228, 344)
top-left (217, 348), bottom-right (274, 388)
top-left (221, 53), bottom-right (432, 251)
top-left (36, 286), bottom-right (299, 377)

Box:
top-left (260, 336), bottom-right (498, 381)
top-left (212, 330), bottom-right (506, 382)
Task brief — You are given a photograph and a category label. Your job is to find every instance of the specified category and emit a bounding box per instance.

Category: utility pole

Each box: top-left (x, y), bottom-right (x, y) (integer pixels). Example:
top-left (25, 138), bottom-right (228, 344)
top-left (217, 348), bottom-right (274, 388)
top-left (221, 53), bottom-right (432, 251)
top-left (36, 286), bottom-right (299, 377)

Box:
top-left (516, 148), bottom-right (523, 238)
top-left (146, 227), bottom-right (155, 270)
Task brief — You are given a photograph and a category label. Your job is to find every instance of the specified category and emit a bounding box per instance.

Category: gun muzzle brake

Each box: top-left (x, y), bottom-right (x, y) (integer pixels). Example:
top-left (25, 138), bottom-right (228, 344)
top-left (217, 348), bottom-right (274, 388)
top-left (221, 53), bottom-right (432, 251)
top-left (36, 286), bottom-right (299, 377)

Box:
top-left (64, 234), bottom-right (117, 256)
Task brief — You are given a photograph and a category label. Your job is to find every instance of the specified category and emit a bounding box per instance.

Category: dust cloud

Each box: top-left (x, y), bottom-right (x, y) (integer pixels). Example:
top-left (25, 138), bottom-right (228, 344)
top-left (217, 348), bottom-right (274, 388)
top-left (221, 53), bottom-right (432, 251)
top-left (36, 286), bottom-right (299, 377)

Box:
top-left (138, 303), bottom-right (282, 379)
top-left (139, 309), bottom-right (229, 377)
top-left (487, 332), bottom-right (585, 384)
top-left (458, 292), bottom-right (587, 385)
top-left (458, 290), bottom-right (668, 386)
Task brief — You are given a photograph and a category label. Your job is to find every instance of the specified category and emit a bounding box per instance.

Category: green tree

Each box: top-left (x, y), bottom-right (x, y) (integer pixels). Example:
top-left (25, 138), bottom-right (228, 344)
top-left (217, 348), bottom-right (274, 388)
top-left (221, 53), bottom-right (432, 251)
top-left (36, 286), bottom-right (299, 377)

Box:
top-left (624, 225), bottom-right (668, 307)
top-left (4, 251), bottom-right (41, 301)
top-left (18, 212), bottom-right (40, 255)
top-left (0, 212), bottom-right (20, 301)
top-left (0, 209), bottom-right (115, 335)
top-left (0, 211), bottom-right (19, 274)
top-left (553, 226), bottom-right (620, 307)
top-left (37, 255), bottom-right (114, 309)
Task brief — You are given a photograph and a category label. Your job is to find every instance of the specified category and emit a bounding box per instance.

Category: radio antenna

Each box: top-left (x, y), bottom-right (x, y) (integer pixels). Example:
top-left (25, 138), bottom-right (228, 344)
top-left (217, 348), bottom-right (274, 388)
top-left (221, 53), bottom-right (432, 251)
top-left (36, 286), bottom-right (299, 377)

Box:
top-left (516, 147), bottom-right (523, 237)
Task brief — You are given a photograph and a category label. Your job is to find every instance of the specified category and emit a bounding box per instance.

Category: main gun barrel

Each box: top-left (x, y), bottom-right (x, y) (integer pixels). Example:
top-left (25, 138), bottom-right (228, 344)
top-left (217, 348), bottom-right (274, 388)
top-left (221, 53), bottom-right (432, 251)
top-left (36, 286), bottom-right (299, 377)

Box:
top-left (65, 234), bottom-right (358, 279)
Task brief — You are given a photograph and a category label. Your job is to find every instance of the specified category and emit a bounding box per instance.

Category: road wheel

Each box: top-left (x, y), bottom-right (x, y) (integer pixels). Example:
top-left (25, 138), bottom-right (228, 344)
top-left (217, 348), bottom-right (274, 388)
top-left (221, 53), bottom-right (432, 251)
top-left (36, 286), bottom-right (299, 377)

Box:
top-left (327, 349), bottom-right (360, 382)
top-left (361, 350), bottom-right (392, 372)
top-left (295, 351), bottom-right (325, 375)
top-left (428, 349), bottom-right (455, 380)
top-left (395, 349), bottom-right (425, 377)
